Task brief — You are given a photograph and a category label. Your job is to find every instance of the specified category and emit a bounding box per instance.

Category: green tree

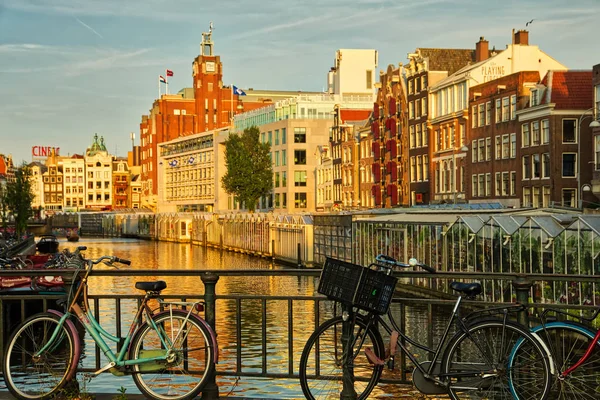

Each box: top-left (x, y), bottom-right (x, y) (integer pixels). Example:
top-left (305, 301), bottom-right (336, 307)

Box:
top-left (5, 164), bottom-right (34, 237)
top-left (0, 183), bottom-right (8, 231)
top-left (222, 126), bottom-right (273, 212)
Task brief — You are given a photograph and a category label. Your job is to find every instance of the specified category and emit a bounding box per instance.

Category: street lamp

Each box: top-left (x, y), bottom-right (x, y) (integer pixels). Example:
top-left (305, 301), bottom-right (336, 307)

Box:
top-left (452, 145), bottom-right (470, 204)
top-left (577, 107), bottom-right (600, 208)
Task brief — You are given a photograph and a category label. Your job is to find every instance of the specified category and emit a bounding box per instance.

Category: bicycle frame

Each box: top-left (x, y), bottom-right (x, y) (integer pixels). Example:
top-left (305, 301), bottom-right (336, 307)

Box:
top-left (35, 262), bottom-right (206, 375)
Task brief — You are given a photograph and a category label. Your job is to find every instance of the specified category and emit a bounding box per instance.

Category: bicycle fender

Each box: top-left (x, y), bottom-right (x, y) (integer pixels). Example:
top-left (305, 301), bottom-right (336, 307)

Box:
top-left (47, 309), bottom-right (82, 381)
top-left (151, 310), bottom-right (219, 363)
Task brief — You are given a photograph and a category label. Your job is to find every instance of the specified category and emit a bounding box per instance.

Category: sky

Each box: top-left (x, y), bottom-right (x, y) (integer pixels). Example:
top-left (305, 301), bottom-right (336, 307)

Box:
top-left (1, 0), bottom-right (599, 164)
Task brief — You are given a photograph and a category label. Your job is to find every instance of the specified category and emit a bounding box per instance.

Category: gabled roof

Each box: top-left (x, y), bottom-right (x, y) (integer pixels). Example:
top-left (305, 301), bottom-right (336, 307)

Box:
top-left (540, 70), bottom-right (593, 109)
top-left (415, 48), bottom-right (476, 74)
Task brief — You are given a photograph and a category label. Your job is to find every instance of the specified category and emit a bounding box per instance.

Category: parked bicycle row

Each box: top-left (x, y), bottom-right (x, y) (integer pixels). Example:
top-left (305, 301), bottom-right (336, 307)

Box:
top-left (2, 249), bottom-right (599, 399)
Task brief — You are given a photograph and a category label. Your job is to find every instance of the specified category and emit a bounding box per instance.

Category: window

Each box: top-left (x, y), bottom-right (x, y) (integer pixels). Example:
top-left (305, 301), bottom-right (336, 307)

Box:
top-left (478, 174), bottom-right (485, 197)
top-left (562, 189), bottom-right (576, 208)
top-left (424, 155), bottom-right (429, 181)
top-left (495, 99), bottom-right (501, 123)
top-left (472, 175), bottom-right (478, 197)
top-left (502, 134), bottom-right (510, 159)
top-left (563, 119), bottom-right (576, 143)
top-left (502, 172), bottom-right (510, 196)
top-left (510, 133), bottom-right (516, 158)
top-left (408, 79), bottom-right (414, 95)
top-left (562, 153), bottom-right (576, 177)
top-left (416, 76), bottom-right (421, 92)
top-left (523, 155), bottom-right (531, 179)
top-left (294, 127), bottom-right (306, 143)
top-left (268, 131), bottom-right (272, 144)
top-left (543, 186), bottom-right (551, 207)
top-left (521, 124), bottom-right (530, 148)
top-left (275, 130), bottom-right (279, 145)
top-left (416, 124), bottom-right (422, 147)
top-left (410, 126), bottom-right (415, 148)
top-left (416, 99), bottom-right (421, 118)
top-left (282, 171), bottom-right (287, 187)
top-left (282, 149), bottom-right (287, 166)
top-left (472, 140), bottom-right (477, 163)
top-left (541, 120), bottom-right (549, 144)
top-left (523, 187), bottom-right (532, 207)
top-left (478, 139), bottom-right (485, 162)
top-left (422, 97), bottom-right (427, 116)
top-left (531, 89), bottom-right (539, 106)
top-left (510, 95), bottom-right (517, 120)
top-left (532, 121), bottom-right (540, 145)
top-left (282, 128), bottom-right (287, 144)
top-left (532, 187), bottom-right (541, 208)
top-left (486, 137), bottom-right (492, 161)
top-left (410, 157), bottom-right (416, 182)
top-left (472, 106), bottom-right (477, 128)
top-left (486, 173), bottom-right (491, 196)
top-left (495, 136), bottom-right (501, 159)
top-left (422, 123), bottom-right (428, 145)
top-left (409, 102), bottom-right (415, 119)
top-left (510, 171), bottom-right (516, 195)
top-left (542, 153), bottom-right (550, 178)
top-left (416, 155), bottom-right (422, 181)
top-left (294, 171), bottom-right (307, 186)
top-left (486, 101), bottom-right (491, 125)
top-left (495, 172), bottom-right (501, 196)
top-left (502, 97), bottom-right (510, 122)
top-left (366, 70), bottom-right (372, 89)
top-left (295, 193), bottom-right (307, 209)
top-left (478, 104), bottom-right (485, 127)
top-left (532, 154), bottom-right (541, 178)
top-left (294, 150), bottom-right (306, 165)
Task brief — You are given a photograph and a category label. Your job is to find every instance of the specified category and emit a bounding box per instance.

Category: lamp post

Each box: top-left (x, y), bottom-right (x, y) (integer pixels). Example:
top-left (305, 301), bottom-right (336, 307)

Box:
top-left (453, 145), bottom-right (470, 204)
top-left (577, 107), bottom-right (600, 208)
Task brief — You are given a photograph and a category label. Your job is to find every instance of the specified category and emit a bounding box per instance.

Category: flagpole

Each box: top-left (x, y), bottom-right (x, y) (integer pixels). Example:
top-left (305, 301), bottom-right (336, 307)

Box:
top-left (158, 76), bottom-right (161, 98)
top-left (231, 85), bottom-right (234, 126)
top-left (166, 70), bottom-right (169, 95)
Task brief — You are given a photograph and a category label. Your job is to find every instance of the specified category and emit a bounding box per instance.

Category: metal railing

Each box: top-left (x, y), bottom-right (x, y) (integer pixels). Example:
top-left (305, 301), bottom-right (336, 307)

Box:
top-left (0, 268), bottom-right (597, 398)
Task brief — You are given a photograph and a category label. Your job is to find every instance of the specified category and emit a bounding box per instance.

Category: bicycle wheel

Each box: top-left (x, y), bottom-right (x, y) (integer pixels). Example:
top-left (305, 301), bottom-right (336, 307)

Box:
top-left (532, 321), bottom-right (600, 399)
top-left (3, 312), bottom-right (78, 400)
top-left (442, 319), bottom-right (551, 400)
top-left (299, 315), bottom-right (385, 400)
top-left (129, 310), bottom-right (216, 400)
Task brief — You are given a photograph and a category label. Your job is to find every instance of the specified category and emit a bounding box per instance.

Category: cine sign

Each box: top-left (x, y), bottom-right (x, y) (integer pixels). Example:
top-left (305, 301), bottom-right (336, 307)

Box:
top-left (32, 146), bottom-right (60, 157)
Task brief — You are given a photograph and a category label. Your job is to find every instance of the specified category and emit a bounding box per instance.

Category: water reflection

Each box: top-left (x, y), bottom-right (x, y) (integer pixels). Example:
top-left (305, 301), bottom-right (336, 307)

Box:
top-left (54, 238), bottom-right (447, 399)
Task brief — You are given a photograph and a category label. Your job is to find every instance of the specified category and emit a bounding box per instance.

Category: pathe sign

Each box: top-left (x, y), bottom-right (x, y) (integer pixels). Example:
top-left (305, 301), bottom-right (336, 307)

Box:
top-left (32, 146), bottom-right (60, 157)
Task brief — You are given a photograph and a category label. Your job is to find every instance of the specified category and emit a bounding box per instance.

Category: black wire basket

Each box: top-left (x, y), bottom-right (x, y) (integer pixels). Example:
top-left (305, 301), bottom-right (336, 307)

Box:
top-left (318, 257), bottom-right (398, 315)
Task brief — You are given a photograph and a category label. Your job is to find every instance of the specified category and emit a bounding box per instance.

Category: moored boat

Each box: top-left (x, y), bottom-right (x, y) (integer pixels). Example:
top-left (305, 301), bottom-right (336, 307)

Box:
top-left (36, 235), bottom-right (59, 254)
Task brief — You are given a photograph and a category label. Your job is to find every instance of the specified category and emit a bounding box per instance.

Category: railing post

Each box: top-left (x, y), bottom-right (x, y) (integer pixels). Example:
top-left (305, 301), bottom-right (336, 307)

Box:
top-left (297, 243), bottom-right (303, 268)
top-left (512, 275), bottom-right (532, 327)
top-left (201, 272), bottom-right (220, 400)
top-left (340, 303), bottom-right (357, 400)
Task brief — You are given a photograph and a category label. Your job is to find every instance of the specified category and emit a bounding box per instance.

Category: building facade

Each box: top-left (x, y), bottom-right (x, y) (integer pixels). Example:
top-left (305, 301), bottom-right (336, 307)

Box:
top-left (61, 155), bottom-right (86, 212)
top-left (112, 158), bottom-right (130, 209)
top-left (517, 70), bottom-right (596, 208)
top-left (590, 64), bottom-right (600, 200)
top-left (42, 150), bottom-right (63, 215)
top-left (465, 71), bottom-right (540, 207)
top-left (404, 47), bottom-right (476, 205)
top-left (85, 134), bottom-right (113, 211)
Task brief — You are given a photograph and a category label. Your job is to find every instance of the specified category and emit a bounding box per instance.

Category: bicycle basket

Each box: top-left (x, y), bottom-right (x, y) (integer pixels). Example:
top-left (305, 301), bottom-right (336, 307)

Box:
top-left (318, 257), bottom-right (398, 315)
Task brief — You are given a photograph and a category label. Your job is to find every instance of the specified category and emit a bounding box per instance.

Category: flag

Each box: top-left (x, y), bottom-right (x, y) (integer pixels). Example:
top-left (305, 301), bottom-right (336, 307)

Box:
top-left (166, 69), bottom-right (174, 77)
top-left (159, 75), bottom-right (166, 83)
top-left (232, 85), bottom-right (246, 96)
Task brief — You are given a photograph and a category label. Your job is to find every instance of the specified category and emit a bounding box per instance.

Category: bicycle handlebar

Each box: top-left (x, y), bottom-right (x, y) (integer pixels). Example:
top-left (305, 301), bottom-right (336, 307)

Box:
top-left (375, 254), bottom-right (436, 274)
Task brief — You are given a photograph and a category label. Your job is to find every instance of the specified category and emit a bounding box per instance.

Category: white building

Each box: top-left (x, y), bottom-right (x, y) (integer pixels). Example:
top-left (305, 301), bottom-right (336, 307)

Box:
top-left (84, 134), bottom-right (113, 210)
top-left (60, 155), bottom-right (86, 212)
top-left (328, 49), bottom-right (378, 101)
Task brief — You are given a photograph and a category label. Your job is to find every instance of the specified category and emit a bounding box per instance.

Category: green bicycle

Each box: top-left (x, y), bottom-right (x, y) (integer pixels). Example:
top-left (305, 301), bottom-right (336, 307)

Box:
top-left (3, 247), bottom-right (218, 400)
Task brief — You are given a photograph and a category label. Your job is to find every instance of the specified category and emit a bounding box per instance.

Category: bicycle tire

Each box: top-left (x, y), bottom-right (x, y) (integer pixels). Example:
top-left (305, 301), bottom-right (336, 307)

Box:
top-left (299, 314), bottom-right (385, 400)
top-left (129, 310), bottom-right (216, 400)
top-left (442, 319), bottom-right (551, 400)
top-left (531, 321), bottom-right (600, 399)
top-left (3, 312), bottom-right (78, 400)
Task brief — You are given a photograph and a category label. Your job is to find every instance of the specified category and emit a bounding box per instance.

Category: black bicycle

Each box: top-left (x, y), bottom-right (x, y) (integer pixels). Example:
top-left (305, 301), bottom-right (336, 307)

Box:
top-left (299, 255), bottom-right (551, 400)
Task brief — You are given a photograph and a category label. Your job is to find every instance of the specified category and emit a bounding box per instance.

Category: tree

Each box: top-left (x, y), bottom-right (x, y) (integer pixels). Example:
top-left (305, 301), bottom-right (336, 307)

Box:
top-left (5, 164), bottom-right (34, 237)
top-left (0, 183), bottom-right (8, 232)
top-left (222, 126), bottom-right (273, 212)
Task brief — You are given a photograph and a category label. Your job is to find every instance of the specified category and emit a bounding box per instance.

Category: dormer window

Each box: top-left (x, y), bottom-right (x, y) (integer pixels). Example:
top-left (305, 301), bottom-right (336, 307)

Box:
top-left (530, 89), bottom-right (539, 107)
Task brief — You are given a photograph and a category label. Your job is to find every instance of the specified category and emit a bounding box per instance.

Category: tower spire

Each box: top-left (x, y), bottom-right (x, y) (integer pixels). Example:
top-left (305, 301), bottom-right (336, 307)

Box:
top-left (201, 21), bottom-right (214, 56)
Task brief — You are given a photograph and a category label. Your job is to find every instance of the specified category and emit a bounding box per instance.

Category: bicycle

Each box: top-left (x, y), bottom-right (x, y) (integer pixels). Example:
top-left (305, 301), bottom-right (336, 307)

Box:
top-left (3, 246), bottom-right (218, 400)
top-left (515, 306), bottom-right (600, 399)
top-left (299, 255), bottom-right (552, 400)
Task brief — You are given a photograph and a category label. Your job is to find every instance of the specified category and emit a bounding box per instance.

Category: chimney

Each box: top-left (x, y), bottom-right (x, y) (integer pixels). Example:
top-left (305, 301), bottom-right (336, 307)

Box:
top-left (514, 30), bottom-right (529, 45)
top-left (475, 36), bottom-right (489, 62)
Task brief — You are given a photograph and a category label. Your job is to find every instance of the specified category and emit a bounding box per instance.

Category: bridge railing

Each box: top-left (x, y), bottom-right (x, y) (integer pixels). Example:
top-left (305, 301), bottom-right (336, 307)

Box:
top-left (0, 268), bottom-right (596, 398)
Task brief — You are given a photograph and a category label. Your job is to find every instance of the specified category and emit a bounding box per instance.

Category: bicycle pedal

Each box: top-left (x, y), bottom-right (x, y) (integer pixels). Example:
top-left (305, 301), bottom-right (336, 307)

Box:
top-left (387, 356), bottom-right (395, 371)
top-left (364, 347), bottom-right (385, 366)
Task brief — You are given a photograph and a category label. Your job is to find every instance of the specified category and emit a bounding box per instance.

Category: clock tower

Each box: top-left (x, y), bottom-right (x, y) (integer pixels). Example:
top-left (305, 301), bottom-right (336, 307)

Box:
top-left (193, 22), bottom-right (225, 132)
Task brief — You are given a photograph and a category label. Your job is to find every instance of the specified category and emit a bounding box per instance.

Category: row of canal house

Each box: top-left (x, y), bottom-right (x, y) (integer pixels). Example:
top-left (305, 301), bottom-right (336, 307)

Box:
top-left (359, 30), bottom-right (600, 209)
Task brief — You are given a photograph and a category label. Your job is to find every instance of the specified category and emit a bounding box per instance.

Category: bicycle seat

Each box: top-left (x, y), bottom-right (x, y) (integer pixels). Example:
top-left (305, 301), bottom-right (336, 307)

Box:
top-left (450, 282), bottom-right (482, 297)
top-left (135, 281), bottom-right (167, 292)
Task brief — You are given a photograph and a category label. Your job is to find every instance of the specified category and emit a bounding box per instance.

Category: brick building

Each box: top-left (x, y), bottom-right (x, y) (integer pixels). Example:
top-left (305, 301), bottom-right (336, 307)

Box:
top-left (517, 70), bottom-right (597, 208)
top-left (404, 48), bottom-right (476, 205)
top-left (112, 158), bottom-right (130, 209)
top-left (466, 71), bottom-right (540, 207)
top-left (590, 64), bottom-right (600, 201)
top-left (371, 64), bottom-right (408, 207)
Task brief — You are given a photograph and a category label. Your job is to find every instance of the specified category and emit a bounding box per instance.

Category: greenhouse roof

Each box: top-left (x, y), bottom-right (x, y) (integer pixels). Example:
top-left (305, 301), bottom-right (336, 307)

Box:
top-left (568, 215), bottom-right (600, 235)
top-left (527, 216), bottom-right (564, 238)
top-left (487, 215), bottom-right (526, 235)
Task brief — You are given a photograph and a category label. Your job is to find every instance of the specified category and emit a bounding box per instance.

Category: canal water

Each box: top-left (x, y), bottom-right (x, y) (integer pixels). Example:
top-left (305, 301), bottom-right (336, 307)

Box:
top-left (14, 238), bottom-right (452, 399)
